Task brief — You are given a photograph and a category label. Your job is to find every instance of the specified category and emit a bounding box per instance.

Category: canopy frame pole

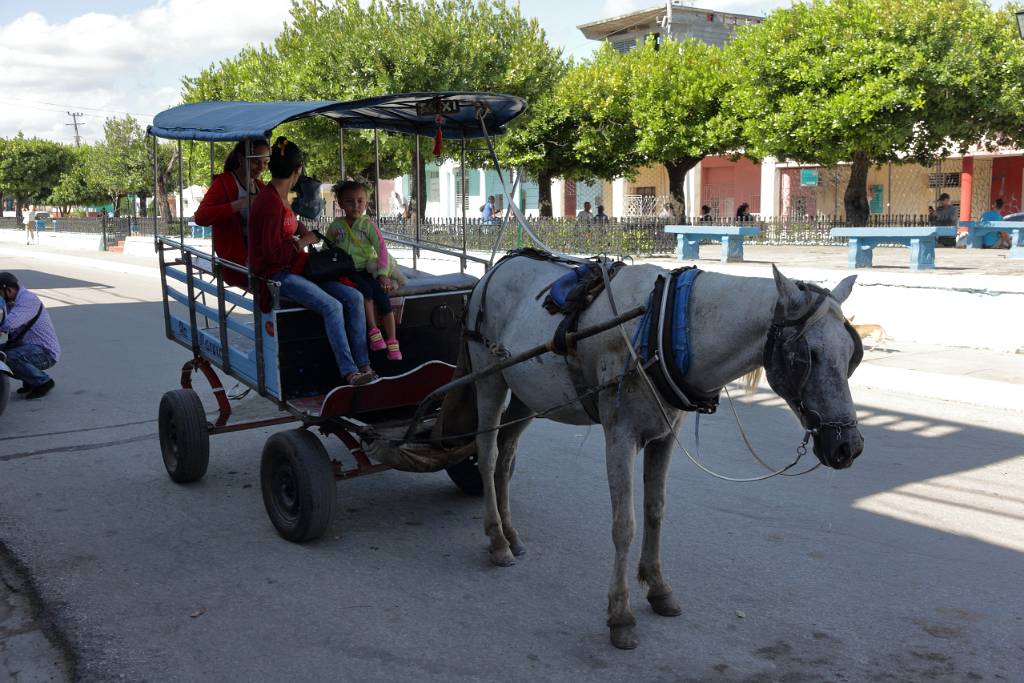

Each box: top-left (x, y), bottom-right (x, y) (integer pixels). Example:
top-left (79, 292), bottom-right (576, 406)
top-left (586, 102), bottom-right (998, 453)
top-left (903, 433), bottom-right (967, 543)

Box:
top-left (245, 138), bottom-right (265, 395)
top-left (460, 138), bottom-right (467, 273)
top-left (374, 128), bottom-right (381, 221)
top-left (152, 135), bottom-right (159, 241)
top-left (339, 127), bottom-right (346, 180)
top-left (209, 141), bottom-right (215, 183)
top-left (177, 139), bottom-right (185, 243)
top-left (414, 136), bottom-right (421, 269)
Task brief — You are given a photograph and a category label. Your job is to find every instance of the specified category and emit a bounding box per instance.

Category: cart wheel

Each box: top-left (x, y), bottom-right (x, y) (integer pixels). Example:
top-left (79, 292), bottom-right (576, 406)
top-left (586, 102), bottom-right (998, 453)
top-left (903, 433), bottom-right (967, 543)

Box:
top-left (260, 429), bottom-right (336, 542)
top-left (445, 454), bottom-right (484, 496)
top-left (158, 389), bottom-right (210, 483)
top-left (0, 373), bottom-right (9, 417)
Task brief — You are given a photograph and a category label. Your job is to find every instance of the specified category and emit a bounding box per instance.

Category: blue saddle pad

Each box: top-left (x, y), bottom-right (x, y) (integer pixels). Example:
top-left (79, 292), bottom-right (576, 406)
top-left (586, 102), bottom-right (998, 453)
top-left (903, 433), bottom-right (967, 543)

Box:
top-left (546, 264), bottom-right (593, 311)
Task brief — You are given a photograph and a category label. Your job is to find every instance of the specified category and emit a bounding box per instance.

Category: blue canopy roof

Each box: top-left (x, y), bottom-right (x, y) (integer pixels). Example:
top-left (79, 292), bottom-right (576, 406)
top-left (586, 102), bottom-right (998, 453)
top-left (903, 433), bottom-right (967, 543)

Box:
top-left (148, 92), bottom-right (527, 142)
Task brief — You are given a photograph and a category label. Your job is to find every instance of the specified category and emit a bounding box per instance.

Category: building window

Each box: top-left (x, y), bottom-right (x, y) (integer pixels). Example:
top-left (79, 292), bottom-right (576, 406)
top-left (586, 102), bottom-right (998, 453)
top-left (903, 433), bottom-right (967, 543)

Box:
top-left (426, 165), bottom-right (440, 203)
top-left (927, 172), bottom-right (960, 188)
top-left (520, 178), bottom-right (539, 210)
top-left (612, 38), bottom-right (634, 53)
top-left (454, 166), bottom-right (480, 211)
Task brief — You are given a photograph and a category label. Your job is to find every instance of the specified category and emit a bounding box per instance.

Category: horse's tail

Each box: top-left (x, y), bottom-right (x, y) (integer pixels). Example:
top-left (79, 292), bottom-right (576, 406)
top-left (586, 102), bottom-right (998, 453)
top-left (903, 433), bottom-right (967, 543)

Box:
top-left (431, 338), bottom-right (478, 448)
top-left (740, 367), bottom-right (763, 396)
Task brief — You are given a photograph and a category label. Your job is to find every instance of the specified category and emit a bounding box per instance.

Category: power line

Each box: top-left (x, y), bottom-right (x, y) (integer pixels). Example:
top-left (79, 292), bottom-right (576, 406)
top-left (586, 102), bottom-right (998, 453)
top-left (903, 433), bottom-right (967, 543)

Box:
top-left (66, 111), bottom-right (84, 147)
top-left (0, 97), bottom-right (155, 118)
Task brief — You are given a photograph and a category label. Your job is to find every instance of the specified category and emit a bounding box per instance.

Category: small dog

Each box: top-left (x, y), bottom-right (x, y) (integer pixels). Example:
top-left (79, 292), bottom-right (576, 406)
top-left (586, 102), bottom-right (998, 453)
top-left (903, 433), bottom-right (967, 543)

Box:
top-left (847, 315), bottom-right (888, 351)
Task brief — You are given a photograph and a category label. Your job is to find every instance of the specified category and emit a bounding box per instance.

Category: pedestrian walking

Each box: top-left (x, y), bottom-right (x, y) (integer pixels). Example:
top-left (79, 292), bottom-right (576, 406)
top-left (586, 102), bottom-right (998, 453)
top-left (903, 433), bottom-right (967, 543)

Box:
top-left (23, 205), bottom-right (37, 245)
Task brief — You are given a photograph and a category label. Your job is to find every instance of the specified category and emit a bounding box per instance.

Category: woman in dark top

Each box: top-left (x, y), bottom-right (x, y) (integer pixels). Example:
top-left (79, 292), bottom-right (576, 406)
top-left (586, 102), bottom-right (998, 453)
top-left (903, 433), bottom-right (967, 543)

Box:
top-left (194, 138), bottom-right (269, 287)
top-left (248, 137), bottom-right (374, 386)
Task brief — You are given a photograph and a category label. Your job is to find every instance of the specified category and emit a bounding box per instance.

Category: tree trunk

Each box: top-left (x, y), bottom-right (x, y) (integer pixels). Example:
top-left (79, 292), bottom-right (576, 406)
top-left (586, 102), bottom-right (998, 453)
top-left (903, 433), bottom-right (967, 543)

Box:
top-left (112, 194), bottom-right (122, 217)
top-left (138, 190), bottom-right (148, 218)
top-left (409, 148), bottom-right (427, 221)
top-left (155, 147), bottom-right (179, 225)
top-left (844, 151), bottom-right (871, 225)
top-left (538, 170), bottom-right (553, 218)
top-left (664, 156), bottom-right (702, 219)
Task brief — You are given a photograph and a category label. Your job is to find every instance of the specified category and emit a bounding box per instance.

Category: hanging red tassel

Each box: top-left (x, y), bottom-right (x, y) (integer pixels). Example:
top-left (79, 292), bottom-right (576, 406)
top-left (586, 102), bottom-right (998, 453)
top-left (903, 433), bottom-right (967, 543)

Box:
top-left (432, 114), bottom-right (444, 157)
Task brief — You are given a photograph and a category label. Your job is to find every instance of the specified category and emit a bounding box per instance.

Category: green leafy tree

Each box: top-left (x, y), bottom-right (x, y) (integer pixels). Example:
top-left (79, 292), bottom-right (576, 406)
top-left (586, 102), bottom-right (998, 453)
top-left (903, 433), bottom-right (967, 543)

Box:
top-left (0, 134), bottom-right (72, 218)
top-left (726, 0), bottom-right (1024, 223)
top-left (555, 44), bottom-right (644, 183)
top-left (48, 145), bottom-right (109, 215)
top-left (627, 38), bottom-right (740, 216)
top-left (89, 116), bottom-right (152, 216)
top-left (181, 0), bottom-right (564, 216)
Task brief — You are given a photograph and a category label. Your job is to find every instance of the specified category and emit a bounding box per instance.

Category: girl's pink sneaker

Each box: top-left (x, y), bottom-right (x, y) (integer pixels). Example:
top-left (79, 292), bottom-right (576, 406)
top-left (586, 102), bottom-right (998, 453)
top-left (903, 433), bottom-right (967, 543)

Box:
top-left (386, 339), bottom-right (402, 361)
top-left (368, 327), bottom-right (386, 351)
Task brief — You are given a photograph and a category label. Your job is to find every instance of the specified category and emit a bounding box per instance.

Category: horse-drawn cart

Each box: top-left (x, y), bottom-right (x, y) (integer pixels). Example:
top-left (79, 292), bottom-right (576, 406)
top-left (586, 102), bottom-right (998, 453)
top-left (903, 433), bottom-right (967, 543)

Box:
top-left (148, 93), bottom-right (527, 541)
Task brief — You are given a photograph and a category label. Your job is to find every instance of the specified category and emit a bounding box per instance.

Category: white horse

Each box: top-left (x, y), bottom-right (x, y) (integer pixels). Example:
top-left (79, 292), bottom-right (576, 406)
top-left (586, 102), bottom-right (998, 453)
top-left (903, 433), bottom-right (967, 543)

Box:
top-left (450, 256), bottom-right (864, 649)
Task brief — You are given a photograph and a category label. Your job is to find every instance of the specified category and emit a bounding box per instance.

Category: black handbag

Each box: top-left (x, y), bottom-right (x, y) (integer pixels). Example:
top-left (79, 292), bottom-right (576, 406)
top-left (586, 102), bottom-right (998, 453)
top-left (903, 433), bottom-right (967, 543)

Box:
top-left (302, 232), bottom-right (355, 282)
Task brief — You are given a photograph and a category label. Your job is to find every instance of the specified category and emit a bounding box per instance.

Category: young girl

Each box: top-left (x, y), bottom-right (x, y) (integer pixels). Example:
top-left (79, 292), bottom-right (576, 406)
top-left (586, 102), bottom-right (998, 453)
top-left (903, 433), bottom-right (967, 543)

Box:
top-left (326, 181), bottom-right (407, 360)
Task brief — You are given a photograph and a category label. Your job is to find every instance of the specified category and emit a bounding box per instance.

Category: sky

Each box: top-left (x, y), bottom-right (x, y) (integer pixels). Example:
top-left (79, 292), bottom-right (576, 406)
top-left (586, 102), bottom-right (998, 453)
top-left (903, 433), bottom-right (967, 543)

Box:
top-left (0, 0), bottom-right (784, 145)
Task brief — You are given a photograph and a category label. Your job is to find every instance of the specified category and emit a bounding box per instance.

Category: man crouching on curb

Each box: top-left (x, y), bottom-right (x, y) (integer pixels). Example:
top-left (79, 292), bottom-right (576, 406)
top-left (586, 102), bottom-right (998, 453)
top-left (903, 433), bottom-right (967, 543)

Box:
top-left (0, 272), bottom-right (60, 399)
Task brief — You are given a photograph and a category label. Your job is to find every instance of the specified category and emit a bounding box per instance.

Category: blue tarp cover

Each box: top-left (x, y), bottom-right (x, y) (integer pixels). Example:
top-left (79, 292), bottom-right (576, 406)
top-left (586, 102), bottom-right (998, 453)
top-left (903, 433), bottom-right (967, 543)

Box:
top-left (148, 92), bottom-right (527, 141)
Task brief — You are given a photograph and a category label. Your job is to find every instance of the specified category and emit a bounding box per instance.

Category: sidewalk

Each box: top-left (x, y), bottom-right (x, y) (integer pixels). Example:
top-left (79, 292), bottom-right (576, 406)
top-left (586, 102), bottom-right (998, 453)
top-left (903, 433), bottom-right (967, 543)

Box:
top-left (847, 340), bottom-right (1023, 412)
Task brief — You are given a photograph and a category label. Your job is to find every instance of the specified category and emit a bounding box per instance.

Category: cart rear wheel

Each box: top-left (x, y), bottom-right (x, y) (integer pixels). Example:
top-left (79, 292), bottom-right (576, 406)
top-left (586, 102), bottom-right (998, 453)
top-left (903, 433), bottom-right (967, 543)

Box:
top-left (260, 429), bottom-right (336, 542)
top-left (159, 389), bottom-right (209, 483)
top-left (445, 453), bottom-right (484, 496)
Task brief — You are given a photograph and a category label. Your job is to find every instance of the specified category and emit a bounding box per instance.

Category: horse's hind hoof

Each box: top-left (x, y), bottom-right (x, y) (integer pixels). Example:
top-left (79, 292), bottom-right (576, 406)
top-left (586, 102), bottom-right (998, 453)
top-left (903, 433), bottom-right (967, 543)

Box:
top-left (509, 540), bottom-right (526, 557)
top-left (647, 592), bottom-right (682, 617)
top-left (489, 548), bottom-right (516, 567)
top-left (609, 624), bottom-right (639, 650)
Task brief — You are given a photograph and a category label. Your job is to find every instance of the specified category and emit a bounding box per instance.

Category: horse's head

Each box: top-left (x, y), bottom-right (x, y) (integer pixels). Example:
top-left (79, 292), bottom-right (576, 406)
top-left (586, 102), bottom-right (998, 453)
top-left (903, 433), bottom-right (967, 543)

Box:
top-left (763, 266), bottom-right (864, 469)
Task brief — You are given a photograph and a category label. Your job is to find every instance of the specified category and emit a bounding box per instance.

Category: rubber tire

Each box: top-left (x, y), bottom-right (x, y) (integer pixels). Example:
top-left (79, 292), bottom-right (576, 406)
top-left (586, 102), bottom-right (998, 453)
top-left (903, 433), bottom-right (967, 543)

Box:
top-left (158, 389), bottom-right (210, 483)
top-left (260, 429), bottom-right (336, 543)
top-left (0, 373), bottom-right (9, 417)
top-left (445, 453), bottom-right (484, 496)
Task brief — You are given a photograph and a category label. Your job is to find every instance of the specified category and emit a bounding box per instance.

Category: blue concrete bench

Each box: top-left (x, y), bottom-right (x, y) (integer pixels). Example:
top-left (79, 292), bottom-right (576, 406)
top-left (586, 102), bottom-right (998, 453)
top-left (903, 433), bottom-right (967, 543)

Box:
top-left (830, 227), bottom-right (957, 270)
top-left (665, 225), bottom-right (761, 263)
top-left (958, 220), bottom-right (1024, 258)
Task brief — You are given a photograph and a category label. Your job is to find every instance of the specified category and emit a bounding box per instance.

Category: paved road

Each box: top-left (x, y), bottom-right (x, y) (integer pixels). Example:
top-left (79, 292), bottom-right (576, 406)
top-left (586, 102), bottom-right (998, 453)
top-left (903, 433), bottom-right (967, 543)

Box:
top-left (1, 247), bottom-right (1021, 682)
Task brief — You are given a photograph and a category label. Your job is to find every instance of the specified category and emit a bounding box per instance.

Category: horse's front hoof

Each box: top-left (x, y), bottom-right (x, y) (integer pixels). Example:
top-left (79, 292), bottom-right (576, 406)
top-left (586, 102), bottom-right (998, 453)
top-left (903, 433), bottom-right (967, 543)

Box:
top-left (609, 624), bottom-right (639, 650)
top-left (647, 592), bottom-right (682, 617)
top-left (509, 539), bottom-right (526, 557)
top-left (489, 548), bottom-right (516, 567)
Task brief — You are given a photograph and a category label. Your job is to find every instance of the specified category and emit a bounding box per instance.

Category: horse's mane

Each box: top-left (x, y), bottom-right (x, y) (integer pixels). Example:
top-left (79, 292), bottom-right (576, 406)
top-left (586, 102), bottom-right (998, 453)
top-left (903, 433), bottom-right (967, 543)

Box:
top-left (740, 368), bottom-right (763, 396)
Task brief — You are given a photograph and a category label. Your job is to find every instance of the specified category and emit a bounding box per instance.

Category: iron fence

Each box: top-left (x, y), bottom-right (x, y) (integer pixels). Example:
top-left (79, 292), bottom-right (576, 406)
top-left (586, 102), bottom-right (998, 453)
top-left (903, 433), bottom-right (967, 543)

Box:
top-left (1, 212), bottom-right (939, 255)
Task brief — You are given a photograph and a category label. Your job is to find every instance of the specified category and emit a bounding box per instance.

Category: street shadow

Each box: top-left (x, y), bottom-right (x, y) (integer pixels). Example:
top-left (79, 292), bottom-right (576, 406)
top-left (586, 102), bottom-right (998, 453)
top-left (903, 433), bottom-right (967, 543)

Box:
top-left (3, 269), bottom-right (108, 290)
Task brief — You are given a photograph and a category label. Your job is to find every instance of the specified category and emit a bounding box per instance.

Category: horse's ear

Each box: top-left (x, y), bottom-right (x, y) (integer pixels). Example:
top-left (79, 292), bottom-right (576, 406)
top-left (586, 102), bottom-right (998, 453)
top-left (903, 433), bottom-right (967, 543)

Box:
top-left (772, 264), bottom-right (803, 310)
top-left (831, 274), bottom-right (857, 304)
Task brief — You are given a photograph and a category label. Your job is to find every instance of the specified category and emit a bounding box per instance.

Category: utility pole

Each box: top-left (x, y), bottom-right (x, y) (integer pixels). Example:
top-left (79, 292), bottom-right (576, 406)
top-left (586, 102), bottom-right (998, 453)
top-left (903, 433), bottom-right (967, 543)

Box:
top-left (66, 112), bottom-right (84, 147)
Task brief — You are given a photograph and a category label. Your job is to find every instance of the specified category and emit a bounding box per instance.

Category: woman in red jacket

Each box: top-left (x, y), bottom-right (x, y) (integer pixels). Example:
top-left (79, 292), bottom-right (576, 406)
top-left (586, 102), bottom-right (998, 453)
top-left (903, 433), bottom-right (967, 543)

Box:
top-left (248, 137), bottom-right (374, 386)
top-left (194, 138), bottom-right (269, 287)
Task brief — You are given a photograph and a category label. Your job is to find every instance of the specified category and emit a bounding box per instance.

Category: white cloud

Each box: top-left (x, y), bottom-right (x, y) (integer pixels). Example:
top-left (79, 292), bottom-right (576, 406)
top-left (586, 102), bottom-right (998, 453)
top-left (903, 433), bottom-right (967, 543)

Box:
top-left (601, 0), bottom-right (650, 17)
top-left (0, 0), bottom-right (292, 144)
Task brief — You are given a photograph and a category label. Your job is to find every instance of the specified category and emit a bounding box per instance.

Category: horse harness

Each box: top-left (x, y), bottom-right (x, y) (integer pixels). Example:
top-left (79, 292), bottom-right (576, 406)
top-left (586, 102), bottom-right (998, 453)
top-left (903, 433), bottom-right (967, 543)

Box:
top-left (762, 281), bottom-right (863, 435)
top-left (640, 267), bottom-right (721, 414)
top-left (465, 250), bottom-right (624, 423)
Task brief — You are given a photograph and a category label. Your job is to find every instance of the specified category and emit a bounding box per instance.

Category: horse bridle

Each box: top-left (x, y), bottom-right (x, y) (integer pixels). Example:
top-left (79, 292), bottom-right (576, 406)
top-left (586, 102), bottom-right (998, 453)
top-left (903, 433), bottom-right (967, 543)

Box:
top-left (763, 282), bottom-right (863, 437)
